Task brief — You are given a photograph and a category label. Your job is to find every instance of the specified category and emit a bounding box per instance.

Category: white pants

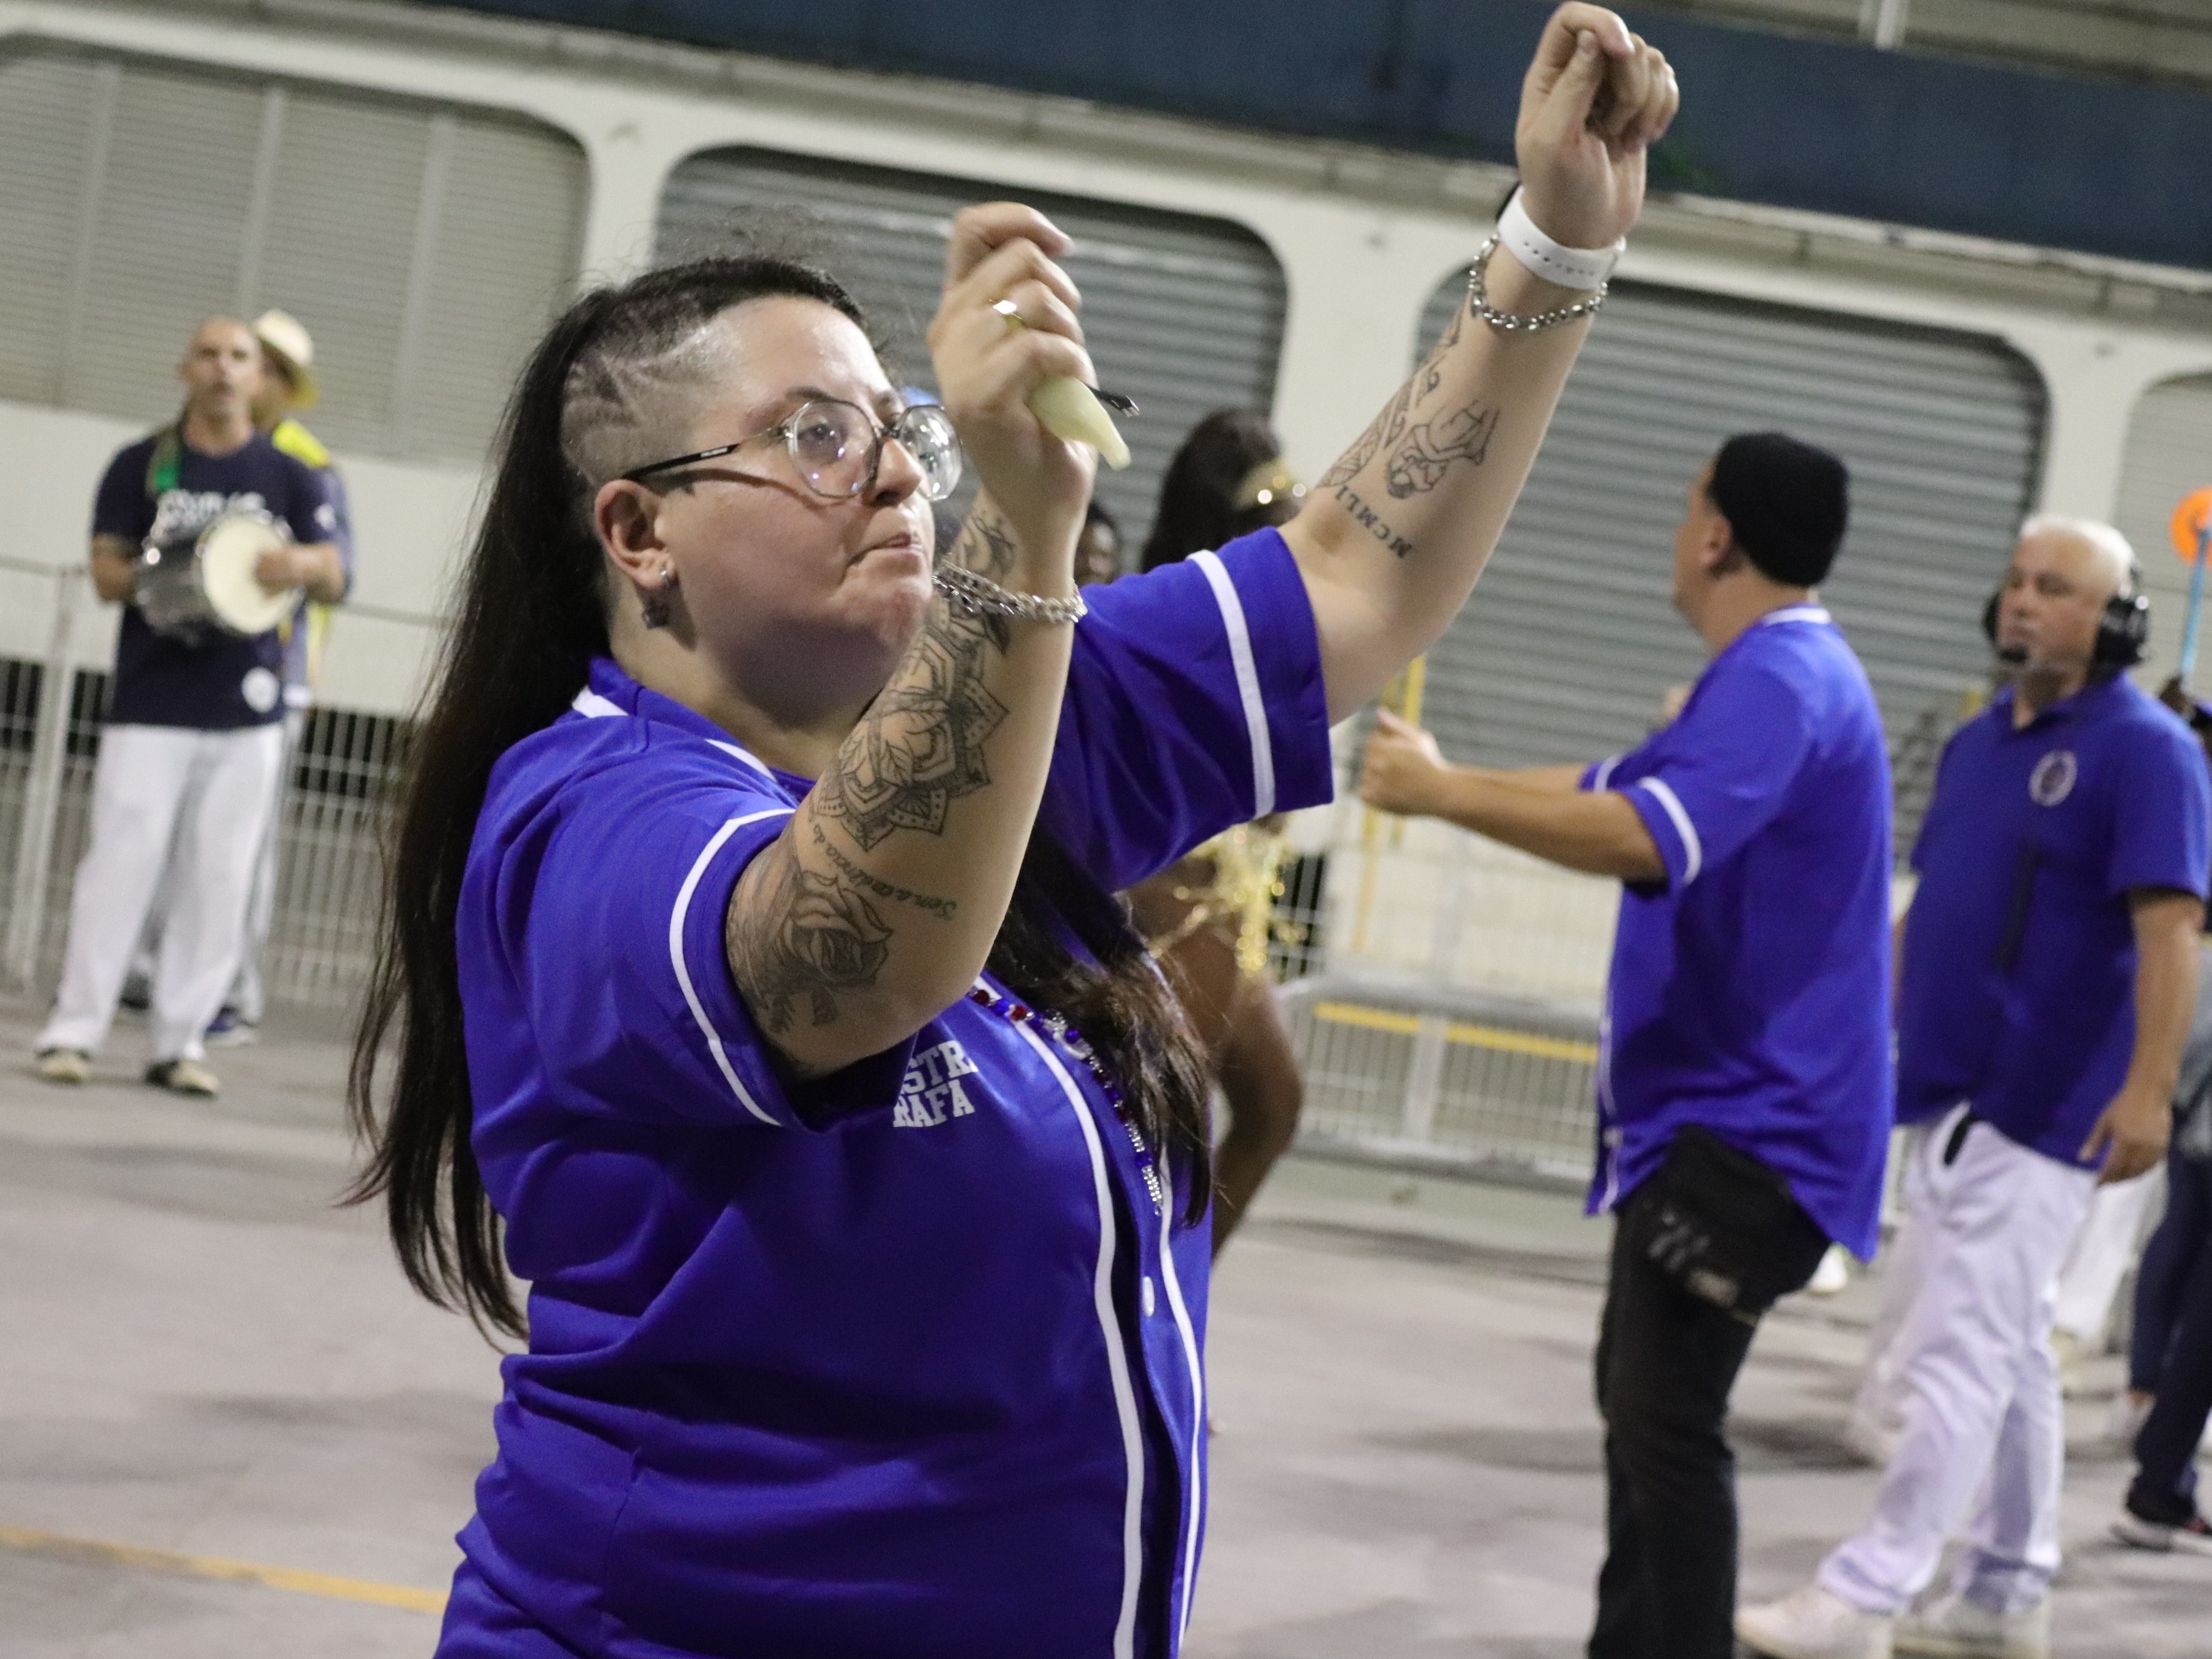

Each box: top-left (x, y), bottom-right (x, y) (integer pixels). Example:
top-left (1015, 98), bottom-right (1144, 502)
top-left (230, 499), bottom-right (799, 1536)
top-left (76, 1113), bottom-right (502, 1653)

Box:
top-left (2051, 1166), bottom-right (2163, 1347)
top-left (132, 708), bottom-right (302, 1023)
top-left (1820, 1107), bottom-right (2096, 1616)
top-left (1852, 1122), bottom-right (1936, 1436)
top-left (37, 723), bottom-right (285, 1063)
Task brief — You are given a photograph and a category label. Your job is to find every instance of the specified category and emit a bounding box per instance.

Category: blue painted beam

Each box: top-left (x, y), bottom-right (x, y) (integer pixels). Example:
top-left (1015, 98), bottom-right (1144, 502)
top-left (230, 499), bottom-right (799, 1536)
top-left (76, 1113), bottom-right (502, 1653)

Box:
top-left (409, 0), bottom-right (2212, 270)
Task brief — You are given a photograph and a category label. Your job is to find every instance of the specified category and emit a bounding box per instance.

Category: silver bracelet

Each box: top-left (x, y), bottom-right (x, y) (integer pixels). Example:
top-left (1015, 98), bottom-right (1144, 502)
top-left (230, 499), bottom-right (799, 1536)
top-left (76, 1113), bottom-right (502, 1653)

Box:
top-left (934, 561), bottom-right (1087, 625)
top-left (1465, 236), bottom-right (1607, 333)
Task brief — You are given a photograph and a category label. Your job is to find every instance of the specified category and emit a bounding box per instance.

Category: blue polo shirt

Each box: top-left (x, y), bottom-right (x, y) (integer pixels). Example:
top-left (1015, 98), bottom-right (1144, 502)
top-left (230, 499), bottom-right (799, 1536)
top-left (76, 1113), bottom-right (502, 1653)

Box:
top-left (1896, 674), bottom-right (2210, 1166)
top-left (442, 529), bottom-right (1330, 1659)
top-left (1580, 605), bottom-right (1893, 1257)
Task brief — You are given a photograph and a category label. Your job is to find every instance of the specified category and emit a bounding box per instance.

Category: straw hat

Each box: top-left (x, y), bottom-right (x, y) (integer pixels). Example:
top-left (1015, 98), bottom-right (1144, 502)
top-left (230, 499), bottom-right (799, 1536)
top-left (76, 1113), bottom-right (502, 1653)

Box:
top-left (250, 309), bottom-right (319, 410)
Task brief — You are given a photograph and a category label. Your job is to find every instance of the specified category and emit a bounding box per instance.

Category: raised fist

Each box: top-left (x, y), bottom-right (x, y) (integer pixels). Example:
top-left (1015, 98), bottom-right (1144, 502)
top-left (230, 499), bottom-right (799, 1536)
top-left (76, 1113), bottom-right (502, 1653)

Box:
top-left (1515, 4), bottom-right (1679, 252)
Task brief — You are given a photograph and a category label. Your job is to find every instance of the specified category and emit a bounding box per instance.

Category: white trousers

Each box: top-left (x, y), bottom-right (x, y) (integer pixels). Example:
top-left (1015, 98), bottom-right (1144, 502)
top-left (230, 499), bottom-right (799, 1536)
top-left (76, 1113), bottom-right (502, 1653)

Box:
top-left (37, 723), bottom-right (285, 1063)
top-left (1820, 1107), bottom-right (2096, 1616)
top-left (133, 708), bottom-right (302, 1023)
top-left (1852, 1123), bottom-right (1936, 1436)
top-left (2051, 1167), bottom-right (2163, 1346)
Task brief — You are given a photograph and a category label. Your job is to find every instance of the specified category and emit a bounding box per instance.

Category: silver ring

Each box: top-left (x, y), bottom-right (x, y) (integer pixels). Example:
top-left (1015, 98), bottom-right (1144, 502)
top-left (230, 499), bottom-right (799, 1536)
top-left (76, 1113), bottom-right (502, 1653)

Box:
top-left (992, 297), bottom-right (1025, 327)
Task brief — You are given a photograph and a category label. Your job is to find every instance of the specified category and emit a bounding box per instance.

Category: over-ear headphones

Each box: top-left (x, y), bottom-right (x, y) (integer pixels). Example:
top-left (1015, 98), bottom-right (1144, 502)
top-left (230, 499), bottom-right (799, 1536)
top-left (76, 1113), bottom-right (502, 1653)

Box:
top-left (1982, 563), bottom-right (2149, 672)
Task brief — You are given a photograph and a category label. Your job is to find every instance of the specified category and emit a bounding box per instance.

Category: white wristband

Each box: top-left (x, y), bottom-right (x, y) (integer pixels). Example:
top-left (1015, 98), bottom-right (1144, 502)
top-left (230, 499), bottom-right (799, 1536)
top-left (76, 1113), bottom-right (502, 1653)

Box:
top-left (1496, 189), bottom-right (1623, 291)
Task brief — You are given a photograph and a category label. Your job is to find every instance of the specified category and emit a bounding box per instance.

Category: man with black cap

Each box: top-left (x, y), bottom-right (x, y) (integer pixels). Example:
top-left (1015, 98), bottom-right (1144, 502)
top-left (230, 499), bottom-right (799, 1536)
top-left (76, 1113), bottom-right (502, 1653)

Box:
top-left (1361, 432), bottom-right (1892, 1659)
top-left (1738, 517), bottom-right (2208, 1659)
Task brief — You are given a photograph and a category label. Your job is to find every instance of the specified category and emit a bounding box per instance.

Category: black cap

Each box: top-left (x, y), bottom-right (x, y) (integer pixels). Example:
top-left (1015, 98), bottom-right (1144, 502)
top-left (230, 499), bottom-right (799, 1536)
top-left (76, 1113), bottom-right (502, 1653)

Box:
top-left (1706, 432), bottom-right (1850, 587)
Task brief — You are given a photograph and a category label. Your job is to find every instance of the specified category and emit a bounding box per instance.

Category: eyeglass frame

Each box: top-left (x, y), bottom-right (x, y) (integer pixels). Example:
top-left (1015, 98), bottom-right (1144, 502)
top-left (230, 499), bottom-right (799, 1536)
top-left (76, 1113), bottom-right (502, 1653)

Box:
top-left (618, 396), bottom-right (962, 502)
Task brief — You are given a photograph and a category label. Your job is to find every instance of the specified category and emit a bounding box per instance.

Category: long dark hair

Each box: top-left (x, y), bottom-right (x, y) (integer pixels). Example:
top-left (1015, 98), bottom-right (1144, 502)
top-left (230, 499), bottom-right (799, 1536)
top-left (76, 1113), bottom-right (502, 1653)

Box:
top-left (349, 255), bottom-right (1210, 1341)
top-left (1140, 407), bottom-right (1289, 572)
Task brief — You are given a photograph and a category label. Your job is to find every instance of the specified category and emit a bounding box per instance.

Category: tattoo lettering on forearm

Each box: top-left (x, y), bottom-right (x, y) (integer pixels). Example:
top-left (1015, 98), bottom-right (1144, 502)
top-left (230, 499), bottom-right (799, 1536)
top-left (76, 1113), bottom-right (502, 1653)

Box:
top-left (809, 819), bottom-right (958, 918)
top-left (1332, 484), bottom-right (1414, 559)
top-left (1384, 400), bottom-right (1499, 499)
top-left (811, 604), bottom-right (1011, 851)
top-left (1319, 380), bottom-right (1414, 490)
top-left (728, 842), bottom-right (895, 1033)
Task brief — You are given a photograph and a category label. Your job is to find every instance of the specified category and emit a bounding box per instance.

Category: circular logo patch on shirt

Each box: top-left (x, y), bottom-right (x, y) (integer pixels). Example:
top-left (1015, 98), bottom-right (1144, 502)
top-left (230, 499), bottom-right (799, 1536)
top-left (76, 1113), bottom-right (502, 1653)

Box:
top-left (241, 667), bottom-right (280, 715)
top-left (2029, 748), bottom-right (2078, 807)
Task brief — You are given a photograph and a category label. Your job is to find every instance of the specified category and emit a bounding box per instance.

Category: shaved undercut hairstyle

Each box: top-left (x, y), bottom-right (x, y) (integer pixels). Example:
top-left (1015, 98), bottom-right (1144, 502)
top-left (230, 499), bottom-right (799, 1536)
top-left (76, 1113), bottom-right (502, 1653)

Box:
top-left (350, 253), bottom-right (1211, 1339)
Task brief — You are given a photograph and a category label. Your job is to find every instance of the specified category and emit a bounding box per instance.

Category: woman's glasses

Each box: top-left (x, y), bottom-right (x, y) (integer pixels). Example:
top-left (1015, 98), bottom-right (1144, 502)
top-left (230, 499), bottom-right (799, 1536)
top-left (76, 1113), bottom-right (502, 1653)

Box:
top-left (622, 398), bottom-right (964, 503)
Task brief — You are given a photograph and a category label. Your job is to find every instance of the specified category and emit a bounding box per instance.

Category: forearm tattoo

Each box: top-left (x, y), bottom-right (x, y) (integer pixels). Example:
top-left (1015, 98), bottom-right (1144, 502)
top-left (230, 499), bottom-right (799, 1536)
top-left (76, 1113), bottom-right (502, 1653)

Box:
top-left (953, 505), bottom-right (1019, 580)
top-left (810, 819), bottom-right (957, 918)
top-left (1316, 292), bottom-right (1498, 555)
top-left (810, 601), bottom-right (1012, 850)
top-left (727, 838), bottom-right (895, 1033)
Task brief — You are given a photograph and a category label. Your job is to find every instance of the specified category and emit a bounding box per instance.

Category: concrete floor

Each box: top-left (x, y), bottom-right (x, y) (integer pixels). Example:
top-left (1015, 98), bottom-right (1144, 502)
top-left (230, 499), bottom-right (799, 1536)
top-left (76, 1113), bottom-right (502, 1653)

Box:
top-left (0, 997), bottom-right (2204, 1656)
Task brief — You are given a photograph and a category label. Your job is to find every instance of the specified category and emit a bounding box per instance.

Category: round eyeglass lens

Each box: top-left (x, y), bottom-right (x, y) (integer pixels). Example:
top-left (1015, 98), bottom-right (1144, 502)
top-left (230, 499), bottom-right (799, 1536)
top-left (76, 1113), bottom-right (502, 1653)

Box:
top-left (789, 402), bottom-right (868, 495)
top-left (898, 405), bottom-right (962, 502)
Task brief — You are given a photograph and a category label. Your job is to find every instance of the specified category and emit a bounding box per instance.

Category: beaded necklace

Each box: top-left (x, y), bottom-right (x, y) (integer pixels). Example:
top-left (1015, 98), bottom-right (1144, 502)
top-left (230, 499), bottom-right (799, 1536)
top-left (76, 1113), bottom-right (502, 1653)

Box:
top-left (968, 978), bottom-right (1165, 1216)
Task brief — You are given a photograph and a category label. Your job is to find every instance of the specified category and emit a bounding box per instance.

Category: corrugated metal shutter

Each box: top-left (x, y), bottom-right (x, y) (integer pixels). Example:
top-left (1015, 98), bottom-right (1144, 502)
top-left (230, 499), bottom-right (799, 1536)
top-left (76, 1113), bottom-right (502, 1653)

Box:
top-left (2116, 373), bottom-right (2212, 691)
top-left (657, 148), bottom-right (1286, 549)
top-left (1411, 276), bottom-right (2045, 782)
top-left (0, 44), bottom-right (584, 465)
top-left (0, 53), bottom-right (102, 406)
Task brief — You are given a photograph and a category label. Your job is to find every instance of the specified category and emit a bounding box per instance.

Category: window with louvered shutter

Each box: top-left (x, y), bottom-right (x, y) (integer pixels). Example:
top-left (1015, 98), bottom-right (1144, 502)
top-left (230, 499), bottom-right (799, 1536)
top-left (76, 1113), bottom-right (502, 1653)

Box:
top-left (0, 44), bottom-right (585, 465)
top-left (1409, 275), bottom-right (2047, 778)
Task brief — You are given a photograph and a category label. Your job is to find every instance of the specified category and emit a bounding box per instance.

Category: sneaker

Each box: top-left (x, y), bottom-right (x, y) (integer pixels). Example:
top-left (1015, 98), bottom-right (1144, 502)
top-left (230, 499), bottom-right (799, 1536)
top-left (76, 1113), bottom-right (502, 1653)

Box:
top-left (1737, 1583), bottom-right (1894, 1659)
top-left (144, 1058), bottom-right (218, 1098)
top-left (34, 1047), bottom-right (91, 1085)
top-left (2112, 1499), bottom-right (2212, 1556)
top-left (1807, 1243), bottom-right (1852, 1296)
top-left (1895, 1591), bottom-right (2049, 1658)
top-left (203, 1008), bottom-right (259, 1048)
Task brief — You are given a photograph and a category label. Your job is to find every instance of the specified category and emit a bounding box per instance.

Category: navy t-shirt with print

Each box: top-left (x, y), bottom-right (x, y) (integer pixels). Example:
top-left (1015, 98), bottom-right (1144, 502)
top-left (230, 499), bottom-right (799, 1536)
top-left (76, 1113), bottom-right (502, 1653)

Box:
top-left (90, 431), bottom-right (336, 729)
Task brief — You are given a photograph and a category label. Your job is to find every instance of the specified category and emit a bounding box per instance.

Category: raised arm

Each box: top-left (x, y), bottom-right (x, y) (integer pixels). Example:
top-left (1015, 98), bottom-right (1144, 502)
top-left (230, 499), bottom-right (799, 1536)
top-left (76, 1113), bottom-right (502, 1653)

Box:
top-left (1284, 4), bottom-right (1677, 721)
top-left (726, 206), bottom-right (1095, 1078)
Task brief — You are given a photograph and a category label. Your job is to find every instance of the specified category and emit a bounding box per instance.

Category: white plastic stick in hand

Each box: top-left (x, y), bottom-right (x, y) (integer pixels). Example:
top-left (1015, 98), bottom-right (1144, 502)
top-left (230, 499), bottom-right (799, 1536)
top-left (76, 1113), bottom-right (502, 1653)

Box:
top-left (991, 300), bottom-right (1131, 469)
top-left (1028, 377), bottom-right (1131, 470)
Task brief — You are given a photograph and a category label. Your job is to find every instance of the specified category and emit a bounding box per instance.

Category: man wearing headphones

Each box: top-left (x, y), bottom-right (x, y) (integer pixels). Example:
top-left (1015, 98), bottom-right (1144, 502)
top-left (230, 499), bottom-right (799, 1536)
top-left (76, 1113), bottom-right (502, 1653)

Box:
top-left (1740, 518), bottom-right (2211, 1659)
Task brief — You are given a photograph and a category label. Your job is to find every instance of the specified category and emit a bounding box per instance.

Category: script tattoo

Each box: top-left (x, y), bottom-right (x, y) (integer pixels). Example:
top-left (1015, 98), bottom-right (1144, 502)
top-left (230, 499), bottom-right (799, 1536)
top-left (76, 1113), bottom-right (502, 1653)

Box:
top-left (1383, 400), bottom-right (1499, 499)
top-left (810, 820), bottom-right (957, 918)
top-left (1319, 380), bottom-right (1414, 490)
top-left (727, 840), bottom-right (894, 1033)
top-left (1332, 484), bottom-right (1414, 559)
top-left (811, 605), bottom-right (1010, 851)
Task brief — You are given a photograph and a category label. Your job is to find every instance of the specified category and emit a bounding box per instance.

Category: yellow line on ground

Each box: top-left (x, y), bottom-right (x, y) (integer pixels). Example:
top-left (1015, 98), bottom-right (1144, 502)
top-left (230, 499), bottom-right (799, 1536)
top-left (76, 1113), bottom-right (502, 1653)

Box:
top-left (0, 1523), bottom-right (447, 1615)
top-left (1312, 1001), bottom-right (1600, 1064)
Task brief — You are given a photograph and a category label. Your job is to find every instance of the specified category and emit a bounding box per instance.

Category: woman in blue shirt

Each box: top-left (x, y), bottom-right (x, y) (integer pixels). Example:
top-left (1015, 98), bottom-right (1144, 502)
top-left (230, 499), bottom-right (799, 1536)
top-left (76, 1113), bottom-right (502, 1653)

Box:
top-left (347, 15), bottom-right (1676, 1656)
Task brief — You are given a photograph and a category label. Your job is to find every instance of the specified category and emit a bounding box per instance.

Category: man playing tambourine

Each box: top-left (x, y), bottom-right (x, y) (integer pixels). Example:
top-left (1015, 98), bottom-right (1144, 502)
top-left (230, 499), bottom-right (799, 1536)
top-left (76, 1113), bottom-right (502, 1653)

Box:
top-left (34, 315), bottom-right (343, 1096)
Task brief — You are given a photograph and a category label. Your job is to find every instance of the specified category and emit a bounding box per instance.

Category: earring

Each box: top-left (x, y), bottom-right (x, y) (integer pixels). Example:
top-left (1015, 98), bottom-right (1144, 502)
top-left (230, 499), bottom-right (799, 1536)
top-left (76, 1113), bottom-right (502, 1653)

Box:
top-left (640, 564), bottom-right (676, 630)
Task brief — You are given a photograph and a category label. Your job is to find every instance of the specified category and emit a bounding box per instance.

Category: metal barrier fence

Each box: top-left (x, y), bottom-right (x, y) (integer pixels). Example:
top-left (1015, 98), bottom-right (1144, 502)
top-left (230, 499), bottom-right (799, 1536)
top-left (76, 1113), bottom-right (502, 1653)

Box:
top-left (1281, 974), bottom-right (1599, 1186)
top-left (0, 562), bottom-right (415, 1012)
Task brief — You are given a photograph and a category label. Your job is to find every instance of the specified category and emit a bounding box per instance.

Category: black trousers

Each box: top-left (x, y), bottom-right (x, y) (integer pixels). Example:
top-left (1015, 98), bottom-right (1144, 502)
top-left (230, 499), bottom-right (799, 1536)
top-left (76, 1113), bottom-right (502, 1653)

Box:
top-left (1588, 1194), bottom-right (1827, 1659)
top-left (2129, 1146), bottom-right (2212, 1519)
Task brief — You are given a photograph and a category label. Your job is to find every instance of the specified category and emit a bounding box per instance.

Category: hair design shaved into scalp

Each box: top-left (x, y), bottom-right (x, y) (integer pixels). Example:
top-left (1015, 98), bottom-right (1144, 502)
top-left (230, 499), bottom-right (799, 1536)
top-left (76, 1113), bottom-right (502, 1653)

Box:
top-left (554, 256), bottom-right (872, 537)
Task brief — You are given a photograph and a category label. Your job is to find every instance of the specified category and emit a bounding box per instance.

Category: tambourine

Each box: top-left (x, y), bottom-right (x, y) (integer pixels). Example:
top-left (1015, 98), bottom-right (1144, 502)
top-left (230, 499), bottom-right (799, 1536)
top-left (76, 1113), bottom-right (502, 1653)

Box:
top-left (135, 510), bottom-right (302, 641)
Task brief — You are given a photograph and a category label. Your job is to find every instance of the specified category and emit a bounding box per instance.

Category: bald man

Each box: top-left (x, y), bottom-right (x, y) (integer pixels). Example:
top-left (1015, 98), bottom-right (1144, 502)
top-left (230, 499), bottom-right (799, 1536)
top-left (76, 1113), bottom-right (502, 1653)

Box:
top-left (32, 318), bottom-right (341, 1097)
top-left (1741, 519), bottom-right (2211, 1659)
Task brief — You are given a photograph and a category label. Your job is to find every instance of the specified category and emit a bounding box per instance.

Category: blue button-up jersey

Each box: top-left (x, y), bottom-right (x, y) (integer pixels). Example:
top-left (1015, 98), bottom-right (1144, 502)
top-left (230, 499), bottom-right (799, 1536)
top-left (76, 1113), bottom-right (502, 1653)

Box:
top-left (1897, 672), bottom-right (2210, 1165)
top-left (440, 529), bottom-right (1331, 1659)
top-left (1580, 606), bottom-right (1894, 1257)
